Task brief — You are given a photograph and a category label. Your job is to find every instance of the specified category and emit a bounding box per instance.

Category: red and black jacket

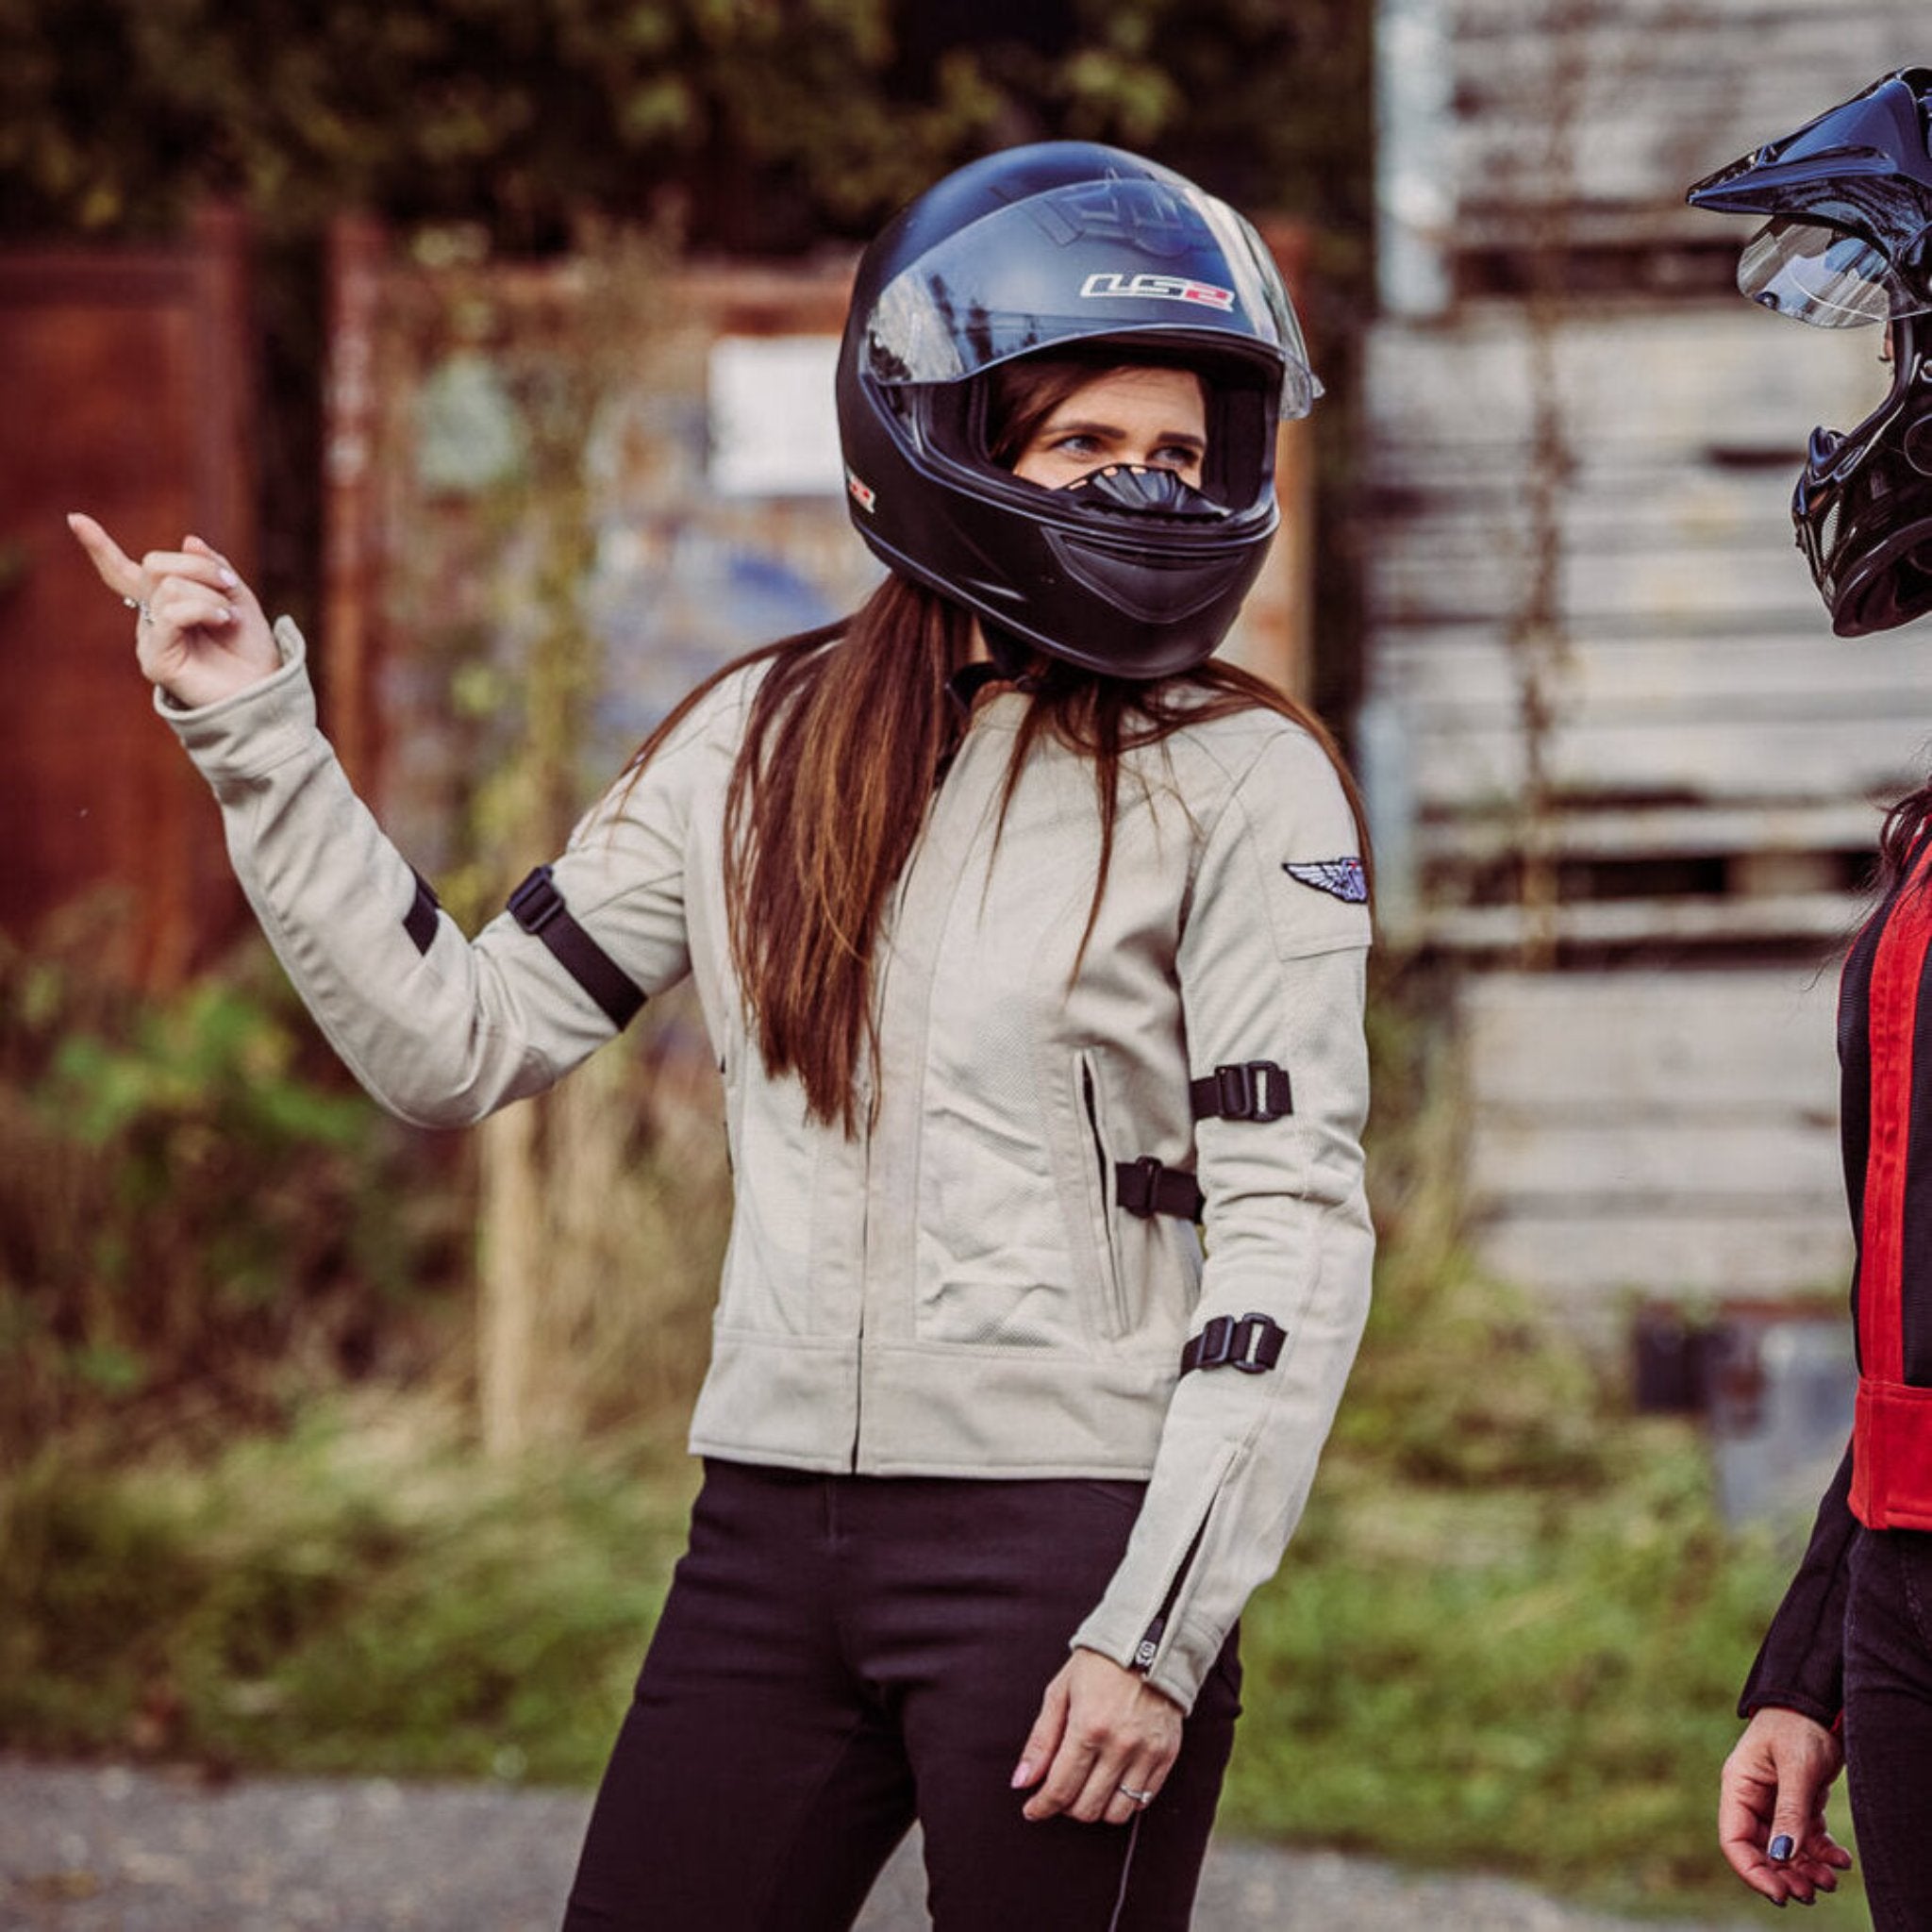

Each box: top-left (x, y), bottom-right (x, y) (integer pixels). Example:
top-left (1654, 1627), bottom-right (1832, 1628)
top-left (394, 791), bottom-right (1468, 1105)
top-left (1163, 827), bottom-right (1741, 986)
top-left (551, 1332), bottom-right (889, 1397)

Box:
top-left (1741, 844), bottom-right (1932, 1724)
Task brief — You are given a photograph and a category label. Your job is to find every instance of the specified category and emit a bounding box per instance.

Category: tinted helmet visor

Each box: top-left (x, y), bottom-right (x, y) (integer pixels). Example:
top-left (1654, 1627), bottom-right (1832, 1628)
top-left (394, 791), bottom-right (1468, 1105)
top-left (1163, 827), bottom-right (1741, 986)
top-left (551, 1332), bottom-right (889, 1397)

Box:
top-left (1739, 216), bottom-right (1932, 326)
top-left (863, 176), bottom-right (1321, 418)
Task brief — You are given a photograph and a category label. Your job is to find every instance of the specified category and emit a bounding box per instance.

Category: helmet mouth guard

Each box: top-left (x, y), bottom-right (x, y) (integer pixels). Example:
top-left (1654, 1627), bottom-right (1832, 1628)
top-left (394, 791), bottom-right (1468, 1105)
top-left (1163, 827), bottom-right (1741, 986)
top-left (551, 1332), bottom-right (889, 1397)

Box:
top-left (1061, 464), bottom-right (1228, 519)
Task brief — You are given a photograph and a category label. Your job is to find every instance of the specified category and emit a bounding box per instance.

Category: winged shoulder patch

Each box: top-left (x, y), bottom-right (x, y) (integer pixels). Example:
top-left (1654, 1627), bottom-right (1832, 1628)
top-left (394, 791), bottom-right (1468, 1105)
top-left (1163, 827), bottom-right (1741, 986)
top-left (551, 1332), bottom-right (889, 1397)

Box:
top-left (1282, 857), bottom-right (1368, 905)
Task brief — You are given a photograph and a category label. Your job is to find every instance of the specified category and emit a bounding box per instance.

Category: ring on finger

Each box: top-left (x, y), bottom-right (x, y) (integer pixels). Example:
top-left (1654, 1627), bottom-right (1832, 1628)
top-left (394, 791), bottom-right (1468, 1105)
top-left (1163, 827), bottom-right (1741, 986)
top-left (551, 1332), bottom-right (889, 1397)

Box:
top-left (1117, 1784), bottom-right (1154, 1807)
top-left (123, 595), bottom-right (151, 624)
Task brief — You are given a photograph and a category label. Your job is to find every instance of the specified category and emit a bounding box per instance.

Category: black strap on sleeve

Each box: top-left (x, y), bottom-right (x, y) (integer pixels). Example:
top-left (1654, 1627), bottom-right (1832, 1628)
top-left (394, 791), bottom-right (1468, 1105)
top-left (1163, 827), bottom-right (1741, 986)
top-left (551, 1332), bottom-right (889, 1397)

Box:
top-left (1189, 1059), bottom-right (1292, 1123)
top-left (1115, 1156), bottom-right (1205, 1222)
top-left (403, 870), bottom-right (441, 957)
top-left (507, 865), bottom-right (646, 1032)
top-left (1179, 1311), bottom-right (1288, 1376)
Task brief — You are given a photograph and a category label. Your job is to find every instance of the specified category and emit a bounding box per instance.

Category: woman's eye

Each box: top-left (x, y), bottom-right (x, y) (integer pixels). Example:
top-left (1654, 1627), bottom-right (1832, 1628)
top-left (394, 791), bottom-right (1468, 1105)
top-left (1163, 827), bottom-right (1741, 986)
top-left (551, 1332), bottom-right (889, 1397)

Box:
top-left (1051, 433), bottom-right (1100, 457)
top-left (1151, 446), bottom-right (1199, 470)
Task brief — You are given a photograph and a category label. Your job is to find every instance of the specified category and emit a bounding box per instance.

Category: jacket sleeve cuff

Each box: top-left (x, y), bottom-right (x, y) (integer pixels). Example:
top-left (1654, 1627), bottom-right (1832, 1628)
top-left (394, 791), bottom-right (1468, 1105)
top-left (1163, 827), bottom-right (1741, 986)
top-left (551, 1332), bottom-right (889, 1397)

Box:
top-left (156, 617), bottom-right (318, 785)
top-left (1068, 1613), bottom-right (1218, 1715)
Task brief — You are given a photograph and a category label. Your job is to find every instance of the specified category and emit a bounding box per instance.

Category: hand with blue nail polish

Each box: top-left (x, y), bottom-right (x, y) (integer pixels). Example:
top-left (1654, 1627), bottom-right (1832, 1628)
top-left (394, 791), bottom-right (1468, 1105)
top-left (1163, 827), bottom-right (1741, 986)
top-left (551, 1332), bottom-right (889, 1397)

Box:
top-left (1719, 1706), bottom-right (1853, 1907)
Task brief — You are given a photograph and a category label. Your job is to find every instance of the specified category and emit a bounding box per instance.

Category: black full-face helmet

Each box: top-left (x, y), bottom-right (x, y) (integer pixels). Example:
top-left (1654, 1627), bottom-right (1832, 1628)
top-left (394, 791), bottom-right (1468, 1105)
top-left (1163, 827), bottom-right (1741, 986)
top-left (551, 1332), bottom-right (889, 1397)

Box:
top-left (1688, 69), bottom-right (1932, 636)
top-left (835, 142), bottom-right (1321, 680)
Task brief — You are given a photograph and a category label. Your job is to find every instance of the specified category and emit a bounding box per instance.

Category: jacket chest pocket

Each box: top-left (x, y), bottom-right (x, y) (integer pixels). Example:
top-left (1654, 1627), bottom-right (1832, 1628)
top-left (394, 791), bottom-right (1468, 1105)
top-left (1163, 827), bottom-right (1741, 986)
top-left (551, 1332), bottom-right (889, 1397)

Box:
top-left (1075, 1051), bottom-right (1131, 1340)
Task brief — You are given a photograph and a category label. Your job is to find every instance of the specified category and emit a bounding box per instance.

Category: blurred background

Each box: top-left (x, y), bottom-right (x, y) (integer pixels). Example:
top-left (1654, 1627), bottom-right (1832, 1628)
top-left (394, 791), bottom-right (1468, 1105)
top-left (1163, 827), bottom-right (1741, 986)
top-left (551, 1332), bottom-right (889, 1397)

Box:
top-left (2, 0), bottom-right (1928, 1918)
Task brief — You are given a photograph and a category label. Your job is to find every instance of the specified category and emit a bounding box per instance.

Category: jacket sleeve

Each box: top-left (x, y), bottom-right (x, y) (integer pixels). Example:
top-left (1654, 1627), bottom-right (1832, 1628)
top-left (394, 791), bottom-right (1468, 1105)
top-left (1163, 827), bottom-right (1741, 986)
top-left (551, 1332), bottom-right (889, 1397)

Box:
top-left (1070, 723), bottom-right (1374, 1710)
top-left (1737, 1441), bottom-right (1855, 1728)
top-left (159, 618), bottom-right (711, 1127)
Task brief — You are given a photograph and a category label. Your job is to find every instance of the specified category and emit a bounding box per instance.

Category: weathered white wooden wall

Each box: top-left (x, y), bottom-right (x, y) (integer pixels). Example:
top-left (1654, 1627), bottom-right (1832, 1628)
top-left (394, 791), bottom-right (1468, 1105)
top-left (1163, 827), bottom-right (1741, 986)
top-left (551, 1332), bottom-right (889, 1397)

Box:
top-left (1370, 0), bottom-right (1926, 1308)
top-left (1458, 967), bottom-right (1850, 1324)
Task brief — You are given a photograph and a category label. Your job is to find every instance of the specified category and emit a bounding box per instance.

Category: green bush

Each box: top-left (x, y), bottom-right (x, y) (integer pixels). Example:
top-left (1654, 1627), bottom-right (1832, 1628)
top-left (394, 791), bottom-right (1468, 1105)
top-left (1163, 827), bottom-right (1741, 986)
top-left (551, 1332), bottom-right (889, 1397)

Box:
top-left (0, 924), bottom-right (469, 1454)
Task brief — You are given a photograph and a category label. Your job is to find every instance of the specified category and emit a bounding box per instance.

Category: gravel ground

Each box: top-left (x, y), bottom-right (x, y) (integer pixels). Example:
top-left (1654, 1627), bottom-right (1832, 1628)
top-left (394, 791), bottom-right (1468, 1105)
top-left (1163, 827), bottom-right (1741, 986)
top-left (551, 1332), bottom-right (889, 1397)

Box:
top-left (0, 1757), bottom-right (1765, 1931)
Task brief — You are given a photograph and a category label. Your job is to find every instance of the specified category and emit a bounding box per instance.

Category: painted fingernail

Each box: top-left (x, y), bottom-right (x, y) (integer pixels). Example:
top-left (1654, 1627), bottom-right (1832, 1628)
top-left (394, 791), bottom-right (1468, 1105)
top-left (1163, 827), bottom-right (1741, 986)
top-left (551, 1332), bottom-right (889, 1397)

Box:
top-left (218, 568), bottom-right (238, 590)
top-left (1770, 1834), bottom-right (1795, 1863)
top-left (1010, 1760), bottom-right (1035, 1790)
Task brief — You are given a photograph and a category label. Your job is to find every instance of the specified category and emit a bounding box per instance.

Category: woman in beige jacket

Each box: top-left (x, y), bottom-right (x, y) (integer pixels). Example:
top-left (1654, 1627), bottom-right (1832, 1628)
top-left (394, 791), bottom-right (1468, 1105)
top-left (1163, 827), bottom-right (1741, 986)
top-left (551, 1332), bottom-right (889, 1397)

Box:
top-left (72, 140), bottom-right (1374, 1932)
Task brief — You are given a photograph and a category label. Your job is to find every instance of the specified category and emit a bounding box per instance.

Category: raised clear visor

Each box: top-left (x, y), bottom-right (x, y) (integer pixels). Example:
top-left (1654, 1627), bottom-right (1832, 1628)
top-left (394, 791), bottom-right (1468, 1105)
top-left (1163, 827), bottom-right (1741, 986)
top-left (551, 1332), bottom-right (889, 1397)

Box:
top-left (1739, 217), bottom-right (1932, 326)
top-left (865, 176), bottom-right (1322, 417)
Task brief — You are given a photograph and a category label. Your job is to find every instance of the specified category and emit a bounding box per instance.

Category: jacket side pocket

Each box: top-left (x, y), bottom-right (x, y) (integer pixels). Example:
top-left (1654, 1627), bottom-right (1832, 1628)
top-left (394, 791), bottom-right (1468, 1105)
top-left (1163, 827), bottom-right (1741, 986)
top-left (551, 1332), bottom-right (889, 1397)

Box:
top-left (1075, 1050), bottom-right (1129, 1340)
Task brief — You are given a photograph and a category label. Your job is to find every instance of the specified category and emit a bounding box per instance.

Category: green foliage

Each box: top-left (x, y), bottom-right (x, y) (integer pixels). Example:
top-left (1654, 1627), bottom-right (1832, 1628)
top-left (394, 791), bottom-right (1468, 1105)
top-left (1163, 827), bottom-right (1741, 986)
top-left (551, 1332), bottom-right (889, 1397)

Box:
top-left (0, 0), bottom-right (1371, 254)
top-left (0, 920), bottom-right (468, 1454)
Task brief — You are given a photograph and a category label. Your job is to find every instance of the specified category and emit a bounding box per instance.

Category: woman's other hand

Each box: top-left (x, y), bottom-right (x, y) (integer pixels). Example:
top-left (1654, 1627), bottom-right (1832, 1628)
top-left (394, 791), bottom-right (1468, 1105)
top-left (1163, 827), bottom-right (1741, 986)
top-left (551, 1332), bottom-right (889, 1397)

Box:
top-left (1010, 1648), bottom-right (1183, 1826)
top-left (1718, 1705), bottom-right (1853, 1906)
top-left (67, 514), bottom-right (279, 710)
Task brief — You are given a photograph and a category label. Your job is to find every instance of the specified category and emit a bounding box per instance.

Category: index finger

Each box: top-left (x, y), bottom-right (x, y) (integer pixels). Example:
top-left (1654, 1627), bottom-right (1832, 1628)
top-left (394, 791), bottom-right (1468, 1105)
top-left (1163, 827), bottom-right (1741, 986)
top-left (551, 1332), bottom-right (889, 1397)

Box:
top-left (66, 513), bottom-right (144, 601)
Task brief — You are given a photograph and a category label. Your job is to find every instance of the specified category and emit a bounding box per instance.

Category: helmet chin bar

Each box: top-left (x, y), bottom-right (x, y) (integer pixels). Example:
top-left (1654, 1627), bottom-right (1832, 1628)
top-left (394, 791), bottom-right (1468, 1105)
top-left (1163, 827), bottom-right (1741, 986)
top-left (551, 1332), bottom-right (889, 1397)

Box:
top-left (1796, 313), bottom-right (1932, 635)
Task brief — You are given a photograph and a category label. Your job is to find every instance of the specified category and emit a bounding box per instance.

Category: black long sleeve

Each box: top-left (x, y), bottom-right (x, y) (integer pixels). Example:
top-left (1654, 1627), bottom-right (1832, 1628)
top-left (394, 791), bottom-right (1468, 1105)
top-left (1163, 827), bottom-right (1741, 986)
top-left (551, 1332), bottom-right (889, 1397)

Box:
top-left (1737, 1441), bottom-right (1857, 1728)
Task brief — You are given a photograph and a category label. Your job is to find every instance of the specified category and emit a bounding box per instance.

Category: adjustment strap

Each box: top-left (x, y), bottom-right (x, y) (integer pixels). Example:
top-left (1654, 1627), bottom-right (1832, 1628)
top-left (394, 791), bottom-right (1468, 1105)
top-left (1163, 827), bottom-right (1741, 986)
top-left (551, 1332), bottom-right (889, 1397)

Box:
top-left (507, 865), bottom-right (646, 1032)
top-left (403, 870), bottom-right (441, 957)
top-left (1189, 1059), bottom-right (1292, 1123)
top-left (1179, 1312), bottom-right (1288, 1376)
top-left (1115, 1156), bottom-right (1205, 1222)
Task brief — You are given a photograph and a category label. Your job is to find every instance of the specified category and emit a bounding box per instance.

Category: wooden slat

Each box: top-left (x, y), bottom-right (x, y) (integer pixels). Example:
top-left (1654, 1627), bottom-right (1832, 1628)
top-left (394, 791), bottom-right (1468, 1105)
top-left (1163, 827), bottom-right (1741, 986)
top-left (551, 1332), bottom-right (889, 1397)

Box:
top-left (1456, 966), bottom-right (1852, 1302)
top-left (1419, 799), bottom-right (1883, 863)
top-left (1372, 538), bottom-right (1837, 628)
top-left (1458, 968), bottom-right (1840, 1111)
top-left (1375, 628), bottom-right (1932, 725)
top-left (1420, 890), bottom-right (1869, 950)
top-left (1476, 1213), bottom-right (1853, 1306)
top-left (1467, 1118), bottom-right (1844, 1205)
top-left (1365, 304), bottom-right (1882, 456)
top-left (1408, 713), bottom-right (1920, 808)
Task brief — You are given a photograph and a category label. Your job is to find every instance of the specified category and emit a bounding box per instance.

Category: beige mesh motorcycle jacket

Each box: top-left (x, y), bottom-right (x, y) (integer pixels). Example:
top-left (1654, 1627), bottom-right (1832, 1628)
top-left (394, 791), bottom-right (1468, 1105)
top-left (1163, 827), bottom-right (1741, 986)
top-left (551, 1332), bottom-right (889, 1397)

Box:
top-left (163, 619), bottom-right (1374, 1712)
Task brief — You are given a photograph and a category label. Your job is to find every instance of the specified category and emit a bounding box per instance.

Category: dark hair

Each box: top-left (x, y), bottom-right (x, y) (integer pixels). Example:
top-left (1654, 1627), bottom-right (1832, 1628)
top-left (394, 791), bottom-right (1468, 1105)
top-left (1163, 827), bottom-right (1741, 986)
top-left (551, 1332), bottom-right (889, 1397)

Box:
top-left (1878, 777), bottom-right (1932, 892)
top-left (623, 362), bottom-right (1369, 1134)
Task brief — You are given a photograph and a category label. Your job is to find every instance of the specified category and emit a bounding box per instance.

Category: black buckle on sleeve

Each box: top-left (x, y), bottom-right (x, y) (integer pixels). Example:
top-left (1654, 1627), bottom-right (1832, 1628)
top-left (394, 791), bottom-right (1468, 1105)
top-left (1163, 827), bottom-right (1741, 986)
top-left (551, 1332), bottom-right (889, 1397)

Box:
top-left (508, 866), bottom-right (566, 934)
top-left (1179, 1311), bottom-right (1287, 1376)
top-left (1190, 1059), bottom-right (1292, 1124)
top-left (507, 864), bottom-right (646, 1033)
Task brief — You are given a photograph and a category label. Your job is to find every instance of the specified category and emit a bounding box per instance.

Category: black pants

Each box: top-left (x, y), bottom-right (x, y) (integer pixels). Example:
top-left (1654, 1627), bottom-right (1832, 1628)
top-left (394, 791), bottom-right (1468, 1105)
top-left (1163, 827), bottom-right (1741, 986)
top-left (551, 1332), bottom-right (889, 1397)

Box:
top-left (562, 1460), bottom-right (1241, 1931)
top-left (1845, 1527), bottom-right (1932, 1929)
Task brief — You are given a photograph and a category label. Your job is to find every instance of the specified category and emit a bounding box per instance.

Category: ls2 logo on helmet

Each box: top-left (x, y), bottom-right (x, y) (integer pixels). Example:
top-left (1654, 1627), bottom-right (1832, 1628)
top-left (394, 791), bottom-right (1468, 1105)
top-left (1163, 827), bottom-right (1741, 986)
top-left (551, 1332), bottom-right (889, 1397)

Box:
top-left (1080, 272), bottom-right (1236, 311)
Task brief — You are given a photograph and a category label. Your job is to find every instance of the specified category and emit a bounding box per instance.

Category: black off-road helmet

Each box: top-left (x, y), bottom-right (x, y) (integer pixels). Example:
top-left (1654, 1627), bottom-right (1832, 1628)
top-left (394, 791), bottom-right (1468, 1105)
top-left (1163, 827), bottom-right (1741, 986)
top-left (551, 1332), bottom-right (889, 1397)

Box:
top-left (835, 142), bottom-right (1321, 679)
top-left (1688, 69), bottom-right (1932, 636)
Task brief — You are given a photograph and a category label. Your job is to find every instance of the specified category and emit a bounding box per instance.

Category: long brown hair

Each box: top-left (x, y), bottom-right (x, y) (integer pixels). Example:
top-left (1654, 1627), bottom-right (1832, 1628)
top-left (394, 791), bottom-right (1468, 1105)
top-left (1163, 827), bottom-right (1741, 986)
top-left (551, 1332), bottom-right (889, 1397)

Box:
top-left (623, 359), bottom-right (1370, 1135)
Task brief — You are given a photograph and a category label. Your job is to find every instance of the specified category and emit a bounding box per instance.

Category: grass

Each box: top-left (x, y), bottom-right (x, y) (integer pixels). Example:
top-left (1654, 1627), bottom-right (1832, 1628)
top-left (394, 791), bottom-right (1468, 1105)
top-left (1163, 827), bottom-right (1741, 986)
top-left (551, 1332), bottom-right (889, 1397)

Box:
top-left (0, 1399), bottom-right (696, 1786)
